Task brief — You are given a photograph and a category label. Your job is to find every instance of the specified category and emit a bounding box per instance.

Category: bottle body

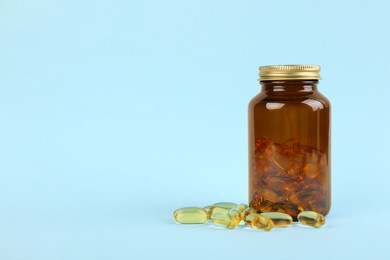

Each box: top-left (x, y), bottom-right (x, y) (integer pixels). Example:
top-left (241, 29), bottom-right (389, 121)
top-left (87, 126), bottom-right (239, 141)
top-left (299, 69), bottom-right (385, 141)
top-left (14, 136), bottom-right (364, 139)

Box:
top-left (248, 80), bottom-right (331, 218)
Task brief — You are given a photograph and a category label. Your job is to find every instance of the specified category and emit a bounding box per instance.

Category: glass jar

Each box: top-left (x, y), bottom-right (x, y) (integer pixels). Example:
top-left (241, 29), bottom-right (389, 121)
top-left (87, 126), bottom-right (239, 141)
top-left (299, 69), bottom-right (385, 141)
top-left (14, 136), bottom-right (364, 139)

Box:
top-left (248, 65), bottom-right (331, 219)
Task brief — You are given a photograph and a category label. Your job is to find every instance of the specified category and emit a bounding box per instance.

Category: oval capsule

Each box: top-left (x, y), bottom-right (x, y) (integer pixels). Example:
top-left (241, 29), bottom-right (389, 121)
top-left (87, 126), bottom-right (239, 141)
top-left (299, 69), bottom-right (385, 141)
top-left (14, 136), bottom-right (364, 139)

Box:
top-left (236, 203), bottom-right (248, 218)
top-left (260, 212), bottom-right (293, 227)
top-left (173, 207), bottom-right (208, 224)
top-left (208, 203), bottom-right (237, 218)
top-left (203, 205), bottom-right (213, 219)
top-left (245, 213), bottom-right (273, 231)
top-left (297, 211), bottom-right (325, 228)
top-left (237, 203), bottom-right (248, 213)
top-left (211, 208), bottom-right (241, 229)
top-left (212, 202), bottom-right (238, 208)
top-left (209, 206), bottom-right (231, 219)
top-left (243, 207), bottom-right (257, 220)
top-left (205, 202), bottom-right (237, 219)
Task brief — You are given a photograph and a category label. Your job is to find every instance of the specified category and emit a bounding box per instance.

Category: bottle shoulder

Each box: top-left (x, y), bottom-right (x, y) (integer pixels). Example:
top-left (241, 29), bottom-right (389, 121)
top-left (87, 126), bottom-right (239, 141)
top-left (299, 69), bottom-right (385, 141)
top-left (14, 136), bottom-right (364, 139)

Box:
top-left (248, 92), bottom-right (267, 108)
top-left (248, 91), bottom-right (331, 111)
top-left (313, 91), bottom-right (331, 108)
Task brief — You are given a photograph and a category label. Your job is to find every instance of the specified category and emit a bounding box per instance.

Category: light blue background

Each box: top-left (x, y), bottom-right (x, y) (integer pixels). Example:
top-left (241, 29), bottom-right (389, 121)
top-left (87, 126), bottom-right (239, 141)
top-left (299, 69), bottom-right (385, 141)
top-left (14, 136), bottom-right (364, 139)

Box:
top-left (1, 0), bottom-right (389, 259)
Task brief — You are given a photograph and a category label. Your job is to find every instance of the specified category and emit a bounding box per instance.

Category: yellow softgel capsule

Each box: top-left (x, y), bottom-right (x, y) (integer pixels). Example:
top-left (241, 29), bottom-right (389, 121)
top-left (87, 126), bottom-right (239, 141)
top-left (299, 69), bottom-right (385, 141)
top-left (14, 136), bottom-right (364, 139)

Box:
top-left (237, 203), bottom-right (248, 218)
top-left (260, 212), bottom-right (293, 227)
top-left (211, 208), bottom-right (241, 229)
top-left (203, 205), bottom-right (213, 219)
top-left (208, 203), bottom-right (237, 219)
top-left (173, 207), bottom-right (208, 224)
top-left (245, 213), bottom-right (274, 231)
top-left (205, 202), bottom-right (237, 219)
top-left (209, 206), bottom-right (231, 219)
top-left (243, 207), bottom-right (257, 220)
top-left (212, 202), bottom-right (238, 208)
top-left (297, 211), bottom-right (325, 228)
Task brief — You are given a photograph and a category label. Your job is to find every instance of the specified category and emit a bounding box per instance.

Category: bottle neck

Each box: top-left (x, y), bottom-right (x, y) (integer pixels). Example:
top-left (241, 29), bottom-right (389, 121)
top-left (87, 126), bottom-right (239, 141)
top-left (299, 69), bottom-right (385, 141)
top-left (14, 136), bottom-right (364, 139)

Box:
top-left (260, 80), bottom-right (319, 96)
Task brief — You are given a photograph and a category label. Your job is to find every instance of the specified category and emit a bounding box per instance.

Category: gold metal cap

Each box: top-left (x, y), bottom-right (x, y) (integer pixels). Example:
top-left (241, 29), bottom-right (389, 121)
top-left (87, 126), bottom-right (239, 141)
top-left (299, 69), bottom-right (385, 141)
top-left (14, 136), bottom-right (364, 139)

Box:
top-left (259, 65), bottom-right (321, 81)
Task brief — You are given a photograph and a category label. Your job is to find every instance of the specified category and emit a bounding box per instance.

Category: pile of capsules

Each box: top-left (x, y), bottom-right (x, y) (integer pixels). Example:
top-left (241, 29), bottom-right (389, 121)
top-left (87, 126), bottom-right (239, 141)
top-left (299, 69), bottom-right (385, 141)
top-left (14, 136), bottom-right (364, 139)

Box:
top-left (173, 202), bottom-right (325, 230)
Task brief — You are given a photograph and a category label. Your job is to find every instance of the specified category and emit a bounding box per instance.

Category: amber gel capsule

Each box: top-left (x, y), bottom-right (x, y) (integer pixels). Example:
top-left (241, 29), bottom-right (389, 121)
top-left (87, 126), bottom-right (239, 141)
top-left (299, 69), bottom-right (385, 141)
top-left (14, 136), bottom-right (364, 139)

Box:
top-left (211, 208), bottom-right (241, 229)
top-left (208, 203), bottom-right (237, 219)
top-left (211, 202), bottom-right (238, 208)
top-left (245, 213), bottom-right (273, 231)
top-left (203, 202), bottom-right (236, 219)
top-left (203, 205), bottom-right (213, 219)
top-left (173, 207), bottom-right (208, 224)
top-left (236, 203), bottom-right (248, 219)
top-left (243, 207), bottom-right (257, 220)
top-left (237, 203), bottom-right (248, 213)
top-left (297, 211), bottom-right (325, 228)
top-left (260, 212), bottom-right (293, 227)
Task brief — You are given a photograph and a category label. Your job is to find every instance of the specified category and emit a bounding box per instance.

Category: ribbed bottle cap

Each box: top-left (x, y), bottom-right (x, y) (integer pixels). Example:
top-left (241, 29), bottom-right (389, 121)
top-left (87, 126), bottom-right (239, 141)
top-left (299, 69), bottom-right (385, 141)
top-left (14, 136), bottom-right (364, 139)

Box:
top-left (259, 65), bottom-right (321, 81)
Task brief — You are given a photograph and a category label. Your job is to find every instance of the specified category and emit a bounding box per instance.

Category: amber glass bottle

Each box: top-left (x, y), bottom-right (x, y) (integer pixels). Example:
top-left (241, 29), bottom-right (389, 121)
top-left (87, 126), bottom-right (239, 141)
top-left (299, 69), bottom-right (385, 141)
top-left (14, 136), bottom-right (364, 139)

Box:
top-left (248, 65), bottom-right (331, 219)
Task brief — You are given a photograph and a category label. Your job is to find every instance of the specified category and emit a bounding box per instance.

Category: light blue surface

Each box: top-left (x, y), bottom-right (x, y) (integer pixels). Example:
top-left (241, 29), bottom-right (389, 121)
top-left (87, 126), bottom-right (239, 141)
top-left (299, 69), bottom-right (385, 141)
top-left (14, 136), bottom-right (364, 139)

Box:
top-left (1, 0), bottom-right (389, 259)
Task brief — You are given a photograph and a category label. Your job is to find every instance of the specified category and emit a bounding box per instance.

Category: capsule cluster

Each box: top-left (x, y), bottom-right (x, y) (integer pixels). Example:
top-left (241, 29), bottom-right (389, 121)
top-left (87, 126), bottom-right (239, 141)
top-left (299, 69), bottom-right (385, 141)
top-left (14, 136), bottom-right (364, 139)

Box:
top-left (250, 137), bottom-right (329, 217)
top-left (173, 202), bottom-right (325, 230)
